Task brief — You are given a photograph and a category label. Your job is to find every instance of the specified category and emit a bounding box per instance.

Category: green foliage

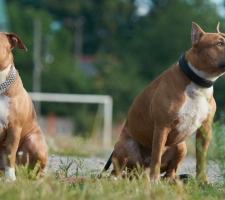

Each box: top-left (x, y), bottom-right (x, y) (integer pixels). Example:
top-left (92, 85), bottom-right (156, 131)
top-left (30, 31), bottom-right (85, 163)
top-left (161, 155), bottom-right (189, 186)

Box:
top-left (7, 2), bottom-right (54, 90)
top-left (127, 0), bottom-right (221, 80)
top-left (6, 0), bottom-right (225, 134)
top-left (207, 122), bottom-right (225, 182)
top-left (92, 54), bottom-right (148, 120)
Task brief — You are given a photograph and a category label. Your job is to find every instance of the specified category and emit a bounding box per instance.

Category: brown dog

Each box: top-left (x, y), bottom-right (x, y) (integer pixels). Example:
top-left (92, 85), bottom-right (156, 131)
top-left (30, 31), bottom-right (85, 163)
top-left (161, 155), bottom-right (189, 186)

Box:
top-left (0, 32), bottom-right (48, 181)
top-left (103, 22), bottom-right (225, 183)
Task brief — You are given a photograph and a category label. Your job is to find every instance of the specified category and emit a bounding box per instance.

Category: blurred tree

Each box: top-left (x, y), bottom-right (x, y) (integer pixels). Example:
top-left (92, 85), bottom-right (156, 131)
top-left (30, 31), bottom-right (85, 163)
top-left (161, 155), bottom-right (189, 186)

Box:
top-left (7, 2), bottom-right (49, 91)
top-left (126, 0), bottom-right (221, 79)
top-left (7, 1), bottom-right (96, 134)
top-left (91, 0), bottom-right (223, 119)
top-left (6, 0), bottom-right (225, 134)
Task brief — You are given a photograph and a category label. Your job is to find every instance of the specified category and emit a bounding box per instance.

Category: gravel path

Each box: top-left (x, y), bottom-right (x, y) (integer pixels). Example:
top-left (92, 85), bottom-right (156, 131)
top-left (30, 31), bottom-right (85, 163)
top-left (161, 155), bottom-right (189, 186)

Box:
top-left (47, 154), bottom-right (223, 182)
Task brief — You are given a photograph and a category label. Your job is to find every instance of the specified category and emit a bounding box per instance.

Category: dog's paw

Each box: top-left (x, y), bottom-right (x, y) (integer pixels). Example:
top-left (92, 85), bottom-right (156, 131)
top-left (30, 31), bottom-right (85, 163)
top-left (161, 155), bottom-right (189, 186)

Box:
top-left (196, 176), bottom-right (210, 186)
top-left (5, 166), bottom-right (16, 182)
top-left (198, 180), bottom-right (211, 187)
top-left (163, 177), bottom-right (176, 185)
top-left (107, 175), bottom-right (119, 181)
top-left (150, 178), bottom-right (161, 185)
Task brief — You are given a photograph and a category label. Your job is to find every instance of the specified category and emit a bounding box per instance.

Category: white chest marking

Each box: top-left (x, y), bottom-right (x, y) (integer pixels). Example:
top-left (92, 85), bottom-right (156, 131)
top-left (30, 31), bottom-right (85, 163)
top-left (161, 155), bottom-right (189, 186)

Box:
top-left (0, 65), bottom-right (11, 95)
top-left (0, 94), bottom-right (10, 130)
top-left (0, 65), bottom-right (11, 84)
top-left (176, 82), bottom-right (212, 136)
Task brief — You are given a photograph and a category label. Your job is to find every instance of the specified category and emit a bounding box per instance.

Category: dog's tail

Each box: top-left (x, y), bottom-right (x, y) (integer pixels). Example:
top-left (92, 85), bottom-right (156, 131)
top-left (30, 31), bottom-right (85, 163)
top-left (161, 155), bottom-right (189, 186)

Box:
top-left (99, 151), bottom-right (114, 177)
top-left (61, 151), bottom-right (115, 183)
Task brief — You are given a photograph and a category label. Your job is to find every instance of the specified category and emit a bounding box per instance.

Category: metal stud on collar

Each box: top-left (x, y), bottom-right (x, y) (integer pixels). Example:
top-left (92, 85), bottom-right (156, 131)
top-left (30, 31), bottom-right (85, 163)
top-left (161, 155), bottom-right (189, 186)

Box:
top-left (0, 67), bottom-right (16, 91)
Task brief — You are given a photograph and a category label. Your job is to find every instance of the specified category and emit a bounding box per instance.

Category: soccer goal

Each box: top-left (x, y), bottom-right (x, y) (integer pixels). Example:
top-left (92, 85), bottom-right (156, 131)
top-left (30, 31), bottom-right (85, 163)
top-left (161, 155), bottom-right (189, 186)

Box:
top-left (28, 92), bottom-right (113, 147)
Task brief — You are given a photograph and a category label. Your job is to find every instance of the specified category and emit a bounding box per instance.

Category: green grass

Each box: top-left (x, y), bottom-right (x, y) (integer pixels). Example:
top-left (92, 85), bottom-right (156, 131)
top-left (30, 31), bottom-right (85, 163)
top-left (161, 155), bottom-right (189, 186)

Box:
top-left (0, 167), bottom-right (224, 200)
top-left (46, 135), bottom-right (112, 158)
top-left (0, 122), bottom-right (225, 200)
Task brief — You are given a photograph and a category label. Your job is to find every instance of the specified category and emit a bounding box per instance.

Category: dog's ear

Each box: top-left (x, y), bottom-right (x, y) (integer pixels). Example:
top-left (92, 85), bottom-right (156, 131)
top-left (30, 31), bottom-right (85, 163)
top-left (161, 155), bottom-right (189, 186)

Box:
top-left (6, 33), bottom-right (28, 52)
top-left (216, 22), bottom-right (220, 33)
top-left (191, 22), bottom-right (204, 45)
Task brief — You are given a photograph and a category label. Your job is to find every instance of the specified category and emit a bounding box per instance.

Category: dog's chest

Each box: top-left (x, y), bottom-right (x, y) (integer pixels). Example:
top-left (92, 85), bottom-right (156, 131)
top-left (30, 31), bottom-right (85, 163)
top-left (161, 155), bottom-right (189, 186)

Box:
top-left (176, 83), bottom-right (212, 137)
top-left (0, 94), bottom-right (10, 129)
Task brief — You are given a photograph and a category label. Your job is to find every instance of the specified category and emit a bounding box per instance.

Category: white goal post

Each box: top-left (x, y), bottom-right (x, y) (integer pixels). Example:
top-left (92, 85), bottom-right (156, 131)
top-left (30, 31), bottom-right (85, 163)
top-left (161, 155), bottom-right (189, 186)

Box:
top-left (28, 92), bottom-right (113, 147)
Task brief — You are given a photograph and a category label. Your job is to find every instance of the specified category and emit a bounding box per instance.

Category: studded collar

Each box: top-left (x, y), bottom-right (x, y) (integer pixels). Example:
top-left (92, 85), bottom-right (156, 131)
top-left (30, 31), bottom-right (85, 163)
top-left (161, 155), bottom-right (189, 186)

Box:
top-left (0, 66), bottom-right (17, 92)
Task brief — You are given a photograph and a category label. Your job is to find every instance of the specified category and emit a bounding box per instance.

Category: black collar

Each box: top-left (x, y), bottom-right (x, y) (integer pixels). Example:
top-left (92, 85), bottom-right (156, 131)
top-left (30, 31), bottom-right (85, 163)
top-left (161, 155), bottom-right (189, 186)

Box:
top-left (178, 53), bottom-right (215, 88)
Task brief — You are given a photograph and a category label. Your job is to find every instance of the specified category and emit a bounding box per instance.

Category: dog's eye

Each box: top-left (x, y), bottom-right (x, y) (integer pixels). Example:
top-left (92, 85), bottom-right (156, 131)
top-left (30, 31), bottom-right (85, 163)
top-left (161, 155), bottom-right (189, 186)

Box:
top-left (217, 41), bottom-right (224, 46)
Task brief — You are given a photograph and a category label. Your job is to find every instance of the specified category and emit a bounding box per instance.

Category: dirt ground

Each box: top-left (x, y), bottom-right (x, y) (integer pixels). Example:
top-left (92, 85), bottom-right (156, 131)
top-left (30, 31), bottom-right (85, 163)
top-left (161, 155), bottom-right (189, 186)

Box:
top-left (47, 155), bottom-right (223, 182)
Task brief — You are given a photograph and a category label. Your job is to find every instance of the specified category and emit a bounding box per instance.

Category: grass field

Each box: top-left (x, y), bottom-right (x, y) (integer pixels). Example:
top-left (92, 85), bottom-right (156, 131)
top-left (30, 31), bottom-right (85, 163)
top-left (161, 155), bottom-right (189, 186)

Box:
top-left (0, 165), bottom-right (224, 200)
top-left (0, 122), bottom-right (225, 200)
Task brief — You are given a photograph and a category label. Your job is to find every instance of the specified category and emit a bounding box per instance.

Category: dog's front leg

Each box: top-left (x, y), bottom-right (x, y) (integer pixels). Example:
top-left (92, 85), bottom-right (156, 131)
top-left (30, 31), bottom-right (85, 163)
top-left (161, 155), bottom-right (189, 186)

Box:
top-left (150, 126), bottom-right (170, 183)
top-left (196, 122), bottom-right (212, 184)
top-left (5, 127), bottom-right (21, 181)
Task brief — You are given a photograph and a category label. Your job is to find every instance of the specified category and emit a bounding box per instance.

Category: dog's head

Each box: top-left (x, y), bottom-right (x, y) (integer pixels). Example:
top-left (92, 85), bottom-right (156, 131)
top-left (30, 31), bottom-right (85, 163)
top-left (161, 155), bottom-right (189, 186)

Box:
top-left (188, 22), bottom-right (225, 79)
top-left (0, 32), bottom-right (27, 70)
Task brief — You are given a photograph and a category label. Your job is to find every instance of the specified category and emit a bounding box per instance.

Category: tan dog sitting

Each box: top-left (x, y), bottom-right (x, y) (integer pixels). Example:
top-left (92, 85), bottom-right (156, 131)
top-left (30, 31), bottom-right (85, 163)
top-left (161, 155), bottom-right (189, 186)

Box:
top-left (0, 32), bottom-right (48, 181)
top-left (102, 22), bottom-right (225, 183)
